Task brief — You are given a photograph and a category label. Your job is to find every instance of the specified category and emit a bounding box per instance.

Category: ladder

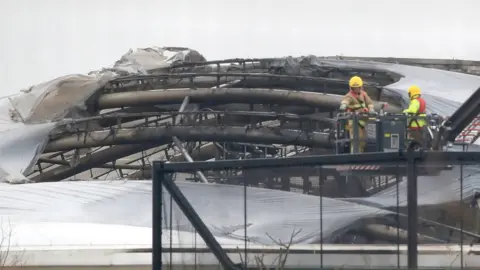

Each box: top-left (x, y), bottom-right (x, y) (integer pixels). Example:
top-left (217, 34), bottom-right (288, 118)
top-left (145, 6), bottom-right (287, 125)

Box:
top-left (454, 116), bottom-right (480, 145)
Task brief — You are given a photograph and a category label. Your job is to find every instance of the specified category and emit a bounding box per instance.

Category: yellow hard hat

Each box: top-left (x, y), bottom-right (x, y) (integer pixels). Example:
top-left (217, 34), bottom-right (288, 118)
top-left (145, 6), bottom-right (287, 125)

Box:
top-left (349, 76), bottom-right (363, 88)
top-left (408, 85), bottom-right (421, 97)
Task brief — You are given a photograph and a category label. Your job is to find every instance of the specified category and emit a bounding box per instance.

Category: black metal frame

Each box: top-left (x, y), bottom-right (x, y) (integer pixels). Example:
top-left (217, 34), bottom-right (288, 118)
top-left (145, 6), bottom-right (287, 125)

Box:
top-left (432, 86), bottom-right (480, 149)
top-left (335, 113), bottom-right (443, 154)
top-left (443, 86), bottom-right (480, 143)
top-left (152, 150), bottom-right (480, 270)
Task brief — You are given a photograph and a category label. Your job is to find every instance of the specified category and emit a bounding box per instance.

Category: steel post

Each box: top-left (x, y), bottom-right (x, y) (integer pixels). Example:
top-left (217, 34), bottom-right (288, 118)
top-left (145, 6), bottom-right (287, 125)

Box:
top-left (153, 163), bottom-right (239, 270)
top-left (353, 114), bottom-right (360, 153)
top-left (407, 148), bottom-right (418, 269)
top-left (152, 162), bottom-right (164, 270)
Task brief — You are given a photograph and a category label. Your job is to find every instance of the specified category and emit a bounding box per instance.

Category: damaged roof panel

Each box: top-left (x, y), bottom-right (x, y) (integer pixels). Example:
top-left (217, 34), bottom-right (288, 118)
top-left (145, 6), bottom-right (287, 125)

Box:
top-left (0, 47), bottom-right (479, 246)
top-left (0, 180), bottom-right (392, 244)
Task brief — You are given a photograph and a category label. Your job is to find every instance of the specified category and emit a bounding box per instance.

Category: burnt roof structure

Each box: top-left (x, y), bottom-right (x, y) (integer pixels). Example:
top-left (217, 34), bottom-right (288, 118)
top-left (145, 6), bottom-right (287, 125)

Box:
top-left (1, 47), bottom-right (480, 269)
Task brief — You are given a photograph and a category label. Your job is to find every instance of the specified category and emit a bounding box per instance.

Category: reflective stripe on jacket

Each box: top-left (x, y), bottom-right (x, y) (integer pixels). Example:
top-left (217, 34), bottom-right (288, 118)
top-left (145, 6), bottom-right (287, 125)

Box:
top-left (403, 95), bottom-right (426, 129)
top-left (341, 90), bottom-right (373, 128)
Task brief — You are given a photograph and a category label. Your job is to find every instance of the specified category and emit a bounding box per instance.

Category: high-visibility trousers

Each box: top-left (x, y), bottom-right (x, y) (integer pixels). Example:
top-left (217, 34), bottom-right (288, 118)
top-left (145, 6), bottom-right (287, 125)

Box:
top-left (348, 126), bottom-right (367, 153)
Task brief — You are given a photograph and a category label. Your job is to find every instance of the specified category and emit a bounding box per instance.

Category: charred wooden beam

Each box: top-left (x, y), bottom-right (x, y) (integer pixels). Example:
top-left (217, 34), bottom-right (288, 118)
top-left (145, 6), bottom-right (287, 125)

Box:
top-left (30, 144), bottom-right (160, 183)
top-left (37, 157), bottom-right (148, 170)
top-left (44, 126), bottom-right (334, 153)
top-left (96, 88), bottom-right (400, 112)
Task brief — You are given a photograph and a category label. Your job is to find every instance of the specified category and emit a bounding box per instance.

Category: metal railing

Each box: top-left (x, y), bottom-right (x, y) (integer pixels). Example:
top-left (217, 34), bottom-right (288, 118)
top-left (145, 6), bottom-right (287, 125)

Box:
top-left (152, 150), bottom-right (480, 270)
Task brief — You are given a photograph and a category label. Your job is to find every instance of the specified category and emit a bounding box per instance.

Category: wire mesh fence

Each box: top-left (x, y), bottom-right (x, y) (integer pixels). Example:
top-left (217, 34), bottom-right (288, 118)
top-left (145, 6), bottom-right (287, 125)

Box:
top-left (152, 151), bottom-right (480, 270)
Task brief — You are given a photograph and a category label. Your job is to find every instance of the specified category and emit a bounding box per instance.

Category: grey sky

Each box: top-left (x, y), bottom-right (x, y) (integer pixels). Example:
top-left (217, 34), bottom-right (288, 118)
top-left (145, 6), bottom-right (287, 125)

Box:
top-left (1, 0), bottom-right (479, 96)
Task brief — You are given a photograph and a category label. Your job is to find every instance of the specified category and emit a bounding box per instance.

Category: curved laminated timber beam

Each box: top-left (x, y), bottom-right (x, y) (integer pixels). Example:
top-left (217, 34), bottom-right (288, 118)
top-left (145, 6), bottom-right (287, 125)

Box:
top-left (107, 72), bottom-right (382, 92)
top-left (33, 64), bottom-right (401, 184)
top-left (30, 143), bottom-right (161, 183)
top-left (96, 87), bottom-right (401, 112)
top-left (103, 72), bottom-right (395, 104)
top-left (111, 72), bottom-right (353, 85)
top-left (65, 110), bottom-right (336, 129)
top-left (36, 86), bottom-right (400, 183)
top-left (44, 126), bottom-right (334, 153)
top-left (102, 58), bottom-right (399, 95)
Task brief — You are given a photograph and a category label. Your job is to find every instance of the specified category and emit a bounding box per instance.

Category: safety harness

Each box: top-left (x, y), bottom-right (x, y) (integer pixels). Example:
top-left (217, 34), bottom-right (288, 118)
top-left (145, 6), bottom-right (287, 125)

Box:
top-left (408, 96), bottom-right (426, 130)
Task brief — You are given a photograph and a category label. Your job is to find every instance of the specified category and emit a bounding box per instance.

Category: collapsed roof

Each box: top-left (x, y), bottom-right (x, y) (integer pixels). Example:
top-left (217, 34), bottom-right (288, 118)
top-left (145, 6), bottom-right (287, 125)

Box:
top-left (0, 46), bottom-right (479, 244)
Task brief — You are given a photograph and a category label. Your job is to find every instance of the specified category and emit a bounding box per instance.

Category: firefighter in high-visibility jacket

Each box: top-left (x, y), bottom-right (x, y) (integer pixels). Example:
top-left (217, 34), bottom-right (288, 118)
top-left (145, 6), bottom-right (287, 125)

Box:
top-left (403, 85), bottom-right (427, 147)
top-left (339, 76), bottom-right (375, 153)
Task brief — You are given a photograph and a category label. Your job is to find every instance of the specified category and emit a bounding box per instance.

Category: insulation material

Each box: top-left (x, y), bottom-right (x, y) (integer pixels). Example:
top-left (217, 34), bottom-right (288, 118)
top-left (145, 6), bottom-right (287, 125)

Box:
top-left (8, 73), bottom-right (115, 123)
top-left (0, 47), bottom-right (205, 182)
top-left (5, 47), bottom-right (205, 123)
top-left (0, 122), bottom-right (56, 183)
top-left (102, 46), bottom-right (206, 75)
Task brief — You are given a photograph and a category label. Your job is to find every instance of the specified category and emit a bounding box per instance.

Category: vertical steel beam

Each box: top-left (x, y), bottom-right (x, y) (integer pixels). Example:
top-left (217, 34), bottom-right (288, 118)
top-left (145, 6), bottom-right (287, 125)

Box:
top-left (407, 148), bottom-right (418, 269)
top-left (152, 162), bottom-right (239, 270)
top-left (395, 171), bottom-right (401, 268)
top-left (352, 114), bottom-right (360, 153)
top-left (152, 162), bottom-right (164, 270)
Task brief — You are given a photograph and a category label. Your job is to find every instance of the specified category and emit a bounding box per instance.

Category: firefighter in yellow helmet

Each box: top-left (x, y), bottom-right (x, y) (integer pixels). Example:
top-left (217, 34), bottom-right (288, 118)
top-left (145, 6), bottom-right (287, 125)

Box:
top-left (339, 76), bottom-right (375, 153)
top-left (403, 85), bottom-right (427, 147)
